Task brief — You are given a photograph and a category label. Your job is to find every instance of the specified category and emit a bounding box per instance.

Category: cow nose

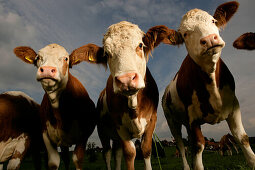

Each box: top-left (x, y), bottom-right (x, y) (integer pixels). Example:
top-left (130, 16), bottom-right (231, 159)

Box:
top-left (38, 66), bottom-right (57, 78)
top-left (115, 73), bottom-right (139, 90)
top-left (200, 34), bottom-right (219, 48)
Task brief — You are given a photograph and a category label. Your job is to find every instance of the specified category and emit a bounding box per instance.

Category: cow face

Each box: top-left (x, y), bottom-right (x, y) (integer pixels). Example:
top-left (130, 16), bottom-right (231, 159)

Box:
top-left (170, 1), bottom-right (239, 73)
top-left (36, 44), bottom-right (70, 93)
top-left (70, 21), bottom-right (177, 98)
top-left (179, 9), bottom-right (225, 72)
top-left (14, 44), bottom-right (69, 93)
top-left (103, 21), bottom-right (147, 95)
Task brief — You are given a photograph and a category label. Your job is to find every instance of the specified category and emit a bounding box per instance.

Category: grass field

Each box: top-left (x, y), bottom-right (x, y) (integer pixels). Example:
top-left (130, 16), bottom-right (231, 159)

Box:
top-left (5, 145), bottom-right (254, 170)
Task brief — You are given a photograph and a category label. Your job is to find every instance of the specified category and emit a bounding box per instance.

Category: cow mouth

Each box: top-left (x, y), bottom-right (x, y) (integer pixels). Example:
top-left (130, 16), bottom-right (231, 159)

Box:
top-left (117, 87), bottom-right (140, 96)
top-left (37, 77), bottom-right (58, 82)
top-left (206, 44), bottom-right (224, 52)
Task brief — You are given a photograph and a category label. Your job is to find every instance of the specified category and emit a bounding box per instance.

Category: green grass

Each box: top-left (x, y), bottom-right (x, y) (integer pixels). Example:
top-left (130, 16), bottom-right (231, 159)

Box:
top-left (6, 146), bottom-right (253, 170)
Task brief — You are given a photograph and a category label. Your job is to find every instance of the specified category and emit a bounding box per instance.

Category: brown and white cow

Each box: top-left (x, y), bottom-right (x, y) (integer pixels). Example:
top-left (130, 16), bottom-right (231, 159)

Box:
top-left (0, 91), bottom-right (42, 170)
top-left (70, 21), bottom-right (178, 170)
top-left (162, 1), bottom-right (255, 170)
top-left (14, 44), bottom-right (97, 170)
top-left (219, 133), bottom-right (239, 156)
top-left (233, 32), bottom-right (255, 50)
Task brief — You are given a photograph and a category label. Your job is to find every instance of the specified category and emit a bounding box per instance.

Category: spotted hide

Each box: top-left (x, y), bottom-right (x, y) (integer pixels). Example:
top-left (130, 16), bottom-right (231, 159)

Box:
top-left (0, 91), bottom-right (42, 170)
top-left (14, 44), bottom-right (97, 170)
top-left (162, 1), bottom-right (255, 170)
top-left (70, 21), bottom-right (178, 170)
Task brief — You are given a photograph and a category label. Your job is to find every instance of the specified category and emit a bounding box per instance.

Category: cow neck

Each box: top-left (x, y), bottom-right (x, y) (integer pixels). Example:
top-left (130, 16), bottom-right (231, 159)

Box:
top-left (46, 72), bottom-right (69, 109)
top-left (106, 67), bottom-right (158, 120)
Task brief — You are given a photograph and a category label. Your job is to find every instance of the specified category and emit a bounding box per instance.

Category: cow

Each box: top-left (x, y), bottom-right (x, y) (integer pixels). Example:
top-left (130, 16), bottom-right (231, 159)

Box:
top-left (219, 133), bottom-right (239, 156)
top-left (233, 32), bottom-right (255, 50)
top-left (70, 21), bottom-right (178, 170)
top-left (0, 91), bottom-right (42, 170)
top-left (161, 1), bottom-right (255, 169)
top-left (205, 140), bottom-right (220, 151)
top-left (14, 43), bottom-right (97, 170)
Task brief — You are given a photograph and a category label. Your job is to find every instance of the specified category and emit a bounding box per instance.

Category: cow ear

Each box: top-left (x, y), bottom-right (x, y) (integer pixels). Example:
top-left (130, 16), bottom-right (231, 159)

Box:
top-left (213, 1), bottom-right (239, 29)
top-left (14, 46), bottom-right (37, 65)
top-left (233, 32), bottom-right (255, 50)
top-left (143, 25), bottom-right (184, 56)
top-left (69, 44), bottom-right (107, 68)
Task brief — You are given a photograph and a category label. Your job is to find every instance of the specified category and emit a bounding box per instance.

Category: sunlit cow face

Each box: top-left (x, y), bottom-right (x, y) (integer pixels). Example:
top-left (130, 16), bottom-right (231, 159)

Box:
top-left (103, 21), bottom-right (147, 95)
top-left (179, 9), bottom-right (225, 72)
top-left (14, 44), bottom-right (70, 93)
top-left (35, 44), bottom-right (69, 92)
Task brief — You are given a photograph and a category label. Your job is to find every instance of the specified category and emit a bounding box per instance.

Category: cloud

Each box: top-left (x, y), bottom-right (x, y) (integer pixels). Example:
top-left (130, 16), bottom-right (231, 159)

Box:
top-left (1, 0), bottom-right (255, 145)
top-left (0, 2), bottom-right (43, 100)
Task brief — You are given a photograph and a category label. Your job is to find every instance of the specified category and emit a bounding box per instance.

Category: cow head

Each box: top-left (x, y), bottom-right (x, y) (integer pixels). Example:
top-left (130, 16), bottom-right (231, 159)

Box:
top-left (70, 21), bottom-right (177, 107)
top-left (169, 1), bottom-right (239, 73)
top-left (14, 44), bottom-right (89, 104)
top-left (233, 32), bottom-right (255, 50)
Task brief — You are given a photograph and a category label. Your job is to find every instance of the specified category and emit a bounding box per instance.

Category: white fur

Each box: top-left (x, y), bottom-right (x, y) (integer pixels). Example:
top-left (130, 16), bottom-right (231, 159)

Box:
top-left (187, 91), bottom-right (203, 125)
top-left (193, 143), bottom-right (204, 170)
top-left (43, 132), bottom-right (60, 169)
top-left (144, 157), bottom-right (152, 170)
top-left (72, 153), bottom-right (82, 170)
top-left (103, 21), bottom-right (146, 94)
top-left (7, 158), bottom-right (21, 170)
top-left (0, 134), bottom-right (26, 163)
top-left (118, 113), bottom-right (148, 140)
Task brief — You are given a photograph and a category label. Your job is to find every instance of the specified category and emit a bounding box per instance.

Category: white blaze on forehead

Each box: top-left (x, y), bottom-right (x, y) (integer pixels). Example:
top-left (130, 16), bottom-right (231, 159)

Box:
top-left (103, 21), bottom-right (145, 56)
top-left (38, 43), bottom-right (69, 67)
top-left (179, 9), bottom-right (216, 34)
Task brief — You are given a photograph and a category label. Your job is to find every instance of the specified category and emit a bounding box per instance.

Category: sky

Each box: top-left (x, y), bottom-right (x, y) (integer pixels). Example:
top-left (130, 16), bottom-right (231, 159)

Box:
top-left (0, 0), bottom-right (254, 146)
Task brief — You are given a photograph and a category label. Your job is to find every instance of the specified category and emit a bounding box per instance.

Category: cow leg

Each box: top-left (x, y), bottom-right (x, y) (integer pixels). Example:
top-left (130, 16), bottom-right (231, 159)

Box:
top-left (0, 164), bottom-right (3, 170)
top-left (112, 140), bottom-right (122, 170)
top-left (188, 123), bottom-right (205, 170)
top-left (121, 140), bottom-right (136, 170)
top-left (226, 97), bottom-right (255, 167)
top-left (72, 144), bottom-right (85, 170)
top-left (166, 117), bottom-right (190, 170)
top-left (98, 123), bottom-right (112, 170)
top-left (42, 132), bottom-right (60, 170)
top-left (141, 113), bottom-right (157, 170)
top-left (7, 134), bottom-right (31, 170)
top-left (232, 143), bottom-right (239, 154)
top-left (60, 146), bottom-right (70, 170)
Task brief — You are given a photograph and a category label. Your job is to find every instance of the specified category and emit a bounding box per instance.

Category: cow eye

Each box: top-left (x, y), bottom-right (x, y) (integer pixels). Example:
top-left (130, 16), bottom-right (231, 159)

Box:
top-left (212, 19), bottom-right (215, 24)
top-left (183, 33), bottom-right (187, 38)
top-left (64, 57), bottom-right (68, 61)
top-left (139, 43), bottom-right (143, 49)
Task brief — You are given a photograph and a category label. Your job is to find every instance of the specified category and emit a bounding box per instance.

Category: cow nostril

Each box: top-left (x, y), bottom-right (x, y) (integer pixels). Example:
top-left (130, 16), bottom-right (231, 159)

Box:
top-left (132, 75), bottom-right (136, 80)
top-left (51, 69), bottom-right (55, 73)
top-left (214, 35), bottom-right (218, 40)
top-left (201, 40), bottom-right (207, 45)
top-left (40, 68), bottom-right (44, 72)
